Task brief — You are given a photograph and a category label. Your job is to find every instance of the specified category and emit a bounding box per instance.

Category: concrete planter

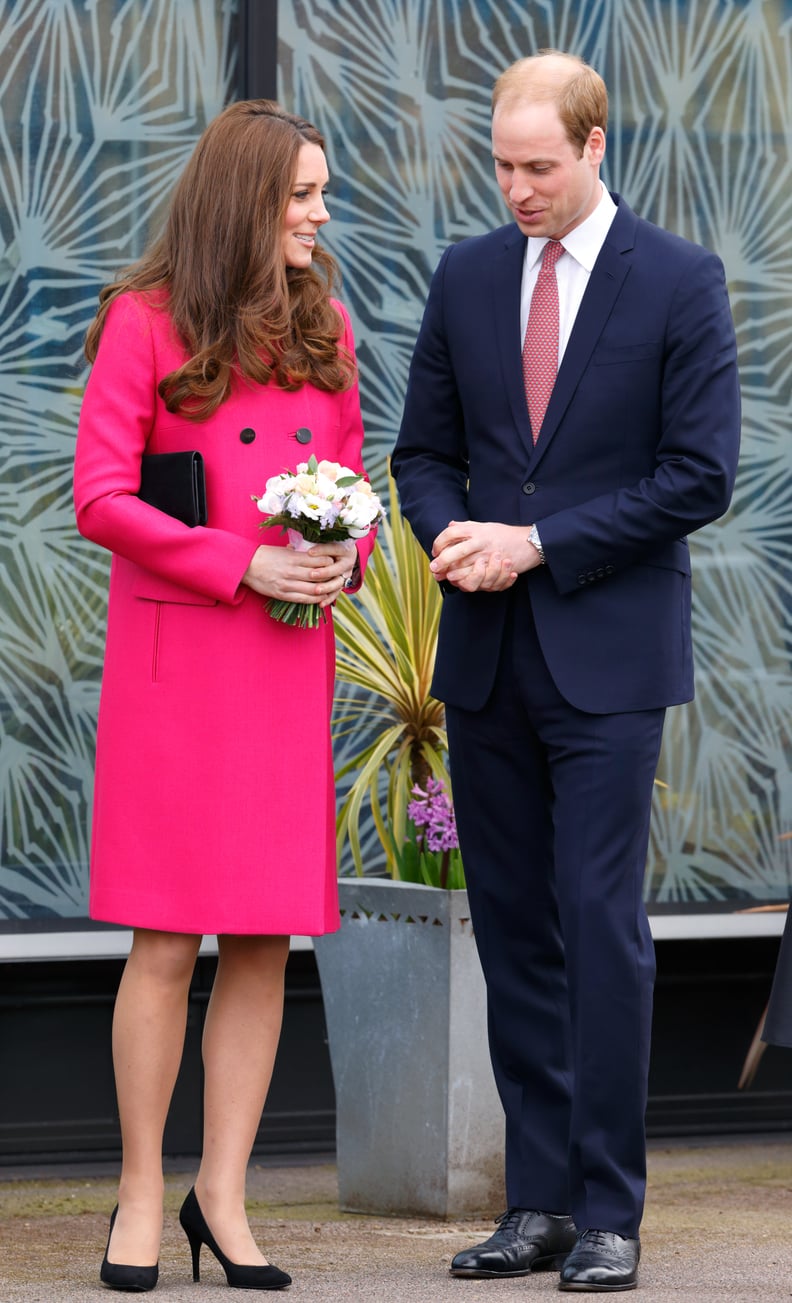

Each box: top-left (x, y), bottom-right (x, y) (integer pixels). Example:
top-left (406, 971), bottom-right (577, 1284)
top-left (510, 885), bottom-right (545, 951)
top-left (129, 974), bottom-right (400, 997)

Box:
top-left (313, 877), bottom-right (505, 1218)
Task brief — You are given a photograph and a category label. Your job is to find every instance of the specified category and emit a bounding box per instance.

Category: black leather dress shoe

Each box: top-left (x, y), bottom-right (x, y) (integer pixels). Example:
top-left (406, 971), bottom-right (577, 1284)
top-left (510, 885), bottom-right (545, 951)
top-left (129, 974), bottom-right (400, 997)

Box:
top-left (559, 1229), bottom-right (640, 1291)
top-left (450, 1208), bottom-right (577, 1278)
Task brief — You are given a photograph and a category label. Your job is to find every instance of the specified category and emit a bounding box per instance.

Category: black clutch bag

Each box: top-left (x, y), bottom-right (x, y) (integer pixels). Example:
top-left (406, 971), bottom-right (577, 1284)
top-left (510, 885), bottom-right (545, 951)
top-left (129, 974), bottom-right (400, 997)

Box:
top-left (138, 451), bottom-right (207, 527)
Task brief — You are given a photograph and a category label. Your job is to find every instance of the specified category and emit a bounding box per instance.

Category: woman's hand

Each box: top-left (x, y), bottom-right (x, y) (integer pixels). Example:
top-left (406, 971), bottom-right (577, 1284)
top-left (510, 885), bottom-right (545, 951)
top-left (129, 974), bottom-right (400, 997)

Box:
top-left (242, 538), bottom-right (357, 607)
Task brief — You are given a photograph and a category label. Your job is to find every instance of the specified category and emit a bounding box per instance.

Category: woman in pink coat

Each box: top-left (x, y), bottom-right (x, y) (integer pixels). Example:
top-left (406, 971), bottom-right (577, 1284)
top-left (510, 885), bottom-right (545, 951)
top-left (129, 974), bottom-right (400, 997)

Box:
top-left (74, 100), bottom-right (375, 1292)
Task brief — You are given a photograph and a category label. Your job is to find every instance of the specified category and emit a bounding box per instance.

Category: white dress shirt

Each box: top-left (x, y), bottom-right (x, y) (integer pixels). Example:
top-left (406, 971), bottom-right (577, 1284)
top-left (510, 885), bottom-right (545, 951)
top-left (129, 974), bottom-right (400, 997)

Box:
top-left (520, 182), bottom-right (618, 361)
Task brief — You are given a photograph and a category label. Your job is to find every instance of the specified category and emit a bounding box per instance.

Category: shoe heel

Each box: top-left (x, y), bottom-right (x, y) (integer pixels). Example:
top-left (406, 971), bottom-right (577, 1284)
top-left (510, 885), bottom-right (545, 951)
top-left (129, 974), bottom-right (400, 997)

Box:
top-left (184, 1225), bottom-right (202, 1282)
top-left (178, 1186), bottom-right (291, 1290)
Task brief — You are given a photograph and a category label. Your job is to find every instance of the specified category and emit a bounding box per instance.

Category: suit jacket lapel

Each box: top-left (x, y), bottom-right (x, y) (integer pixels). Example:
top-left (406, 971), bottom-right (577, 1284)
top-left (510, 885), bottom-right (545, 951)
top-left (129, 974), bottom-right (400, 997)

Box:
top-left (529, 198), bottom-right (638, 462)
top-left (491, 228), bottom-right (534, 457)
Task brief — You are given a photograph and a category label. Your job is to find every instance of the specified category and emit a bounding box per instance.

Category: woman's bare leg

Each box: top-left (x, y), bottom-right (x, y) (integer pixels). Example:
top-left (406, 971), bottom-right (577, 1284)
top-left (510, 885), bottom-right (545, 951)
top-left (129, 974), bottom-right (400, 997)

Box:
top-left (108, 928), bottom-right (201, 1266)
top-left (193, 933), bottom-right (290, 1264)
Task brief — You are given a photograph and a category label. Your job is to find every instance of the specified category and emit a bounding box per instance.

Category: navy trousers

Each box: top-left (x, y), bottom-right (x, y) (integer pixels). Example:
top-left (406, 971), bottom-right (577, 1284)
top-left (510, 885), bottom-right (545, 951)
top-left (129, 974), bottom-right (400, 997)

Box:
top-left (446, 589), bottom-right (665, 1237)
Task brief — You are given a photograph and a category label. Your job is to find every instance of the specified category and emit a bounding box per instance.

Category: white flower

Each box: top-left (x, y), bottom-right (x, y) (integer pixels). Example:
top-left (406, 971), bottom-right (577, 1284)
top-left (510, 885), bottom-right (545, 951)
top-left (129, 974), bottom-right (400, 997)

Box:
top-left (338, 489), bottom-right (382, 535)
top-left (253, 459), bottom-right (383, 547)
top-left (291, 494), bottom-right (325, 521)
top-left (314, 471), bottom-right (341, 500)
top-left (256, 485), bottom-right (286, 514)
top-left (316, 459), bottom-right (345, 483)
top-left (292, 471), bottom-right (317, 496)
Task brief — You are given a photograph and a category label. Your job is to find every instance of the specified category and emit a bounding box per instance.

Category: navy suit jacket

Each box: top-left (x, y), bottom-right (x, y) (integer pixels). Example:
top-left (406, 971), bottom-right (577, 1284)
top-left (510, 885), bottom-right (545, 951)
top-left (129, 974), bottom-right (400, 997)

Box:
top-left (392, 195), bottom-right (741, 715)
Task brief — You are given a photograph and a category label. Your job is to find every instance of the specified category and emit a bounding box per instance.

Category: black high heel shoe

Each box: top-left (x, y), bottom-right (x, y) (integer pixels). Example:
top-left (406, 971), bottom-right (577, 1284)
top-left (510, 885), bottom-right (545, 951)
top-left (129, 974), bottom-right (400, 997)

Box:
top-left (100, 1205), bottom-right (159, 1292)
top-left (179, 1187), bottom-right (291, 1290)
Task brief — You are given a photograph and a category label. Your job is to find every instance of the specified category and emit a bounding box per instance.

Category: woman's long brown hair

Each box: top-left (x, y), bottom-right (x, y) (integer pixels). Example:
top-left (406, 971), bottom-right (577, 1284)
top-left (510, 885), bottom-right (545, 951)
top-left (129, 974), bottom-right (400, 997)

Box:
top-left (84, 100), bottom-right (355, 420)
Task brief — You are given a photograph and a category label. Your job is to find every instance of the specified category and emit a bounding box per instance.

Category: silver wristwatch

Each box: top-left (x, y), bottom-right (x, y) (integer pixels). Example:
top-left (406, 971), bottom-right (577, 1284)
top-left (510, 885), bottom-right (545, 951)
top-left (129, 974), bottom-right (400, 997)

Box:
top-left (529, 524), bottom-right (545, 564)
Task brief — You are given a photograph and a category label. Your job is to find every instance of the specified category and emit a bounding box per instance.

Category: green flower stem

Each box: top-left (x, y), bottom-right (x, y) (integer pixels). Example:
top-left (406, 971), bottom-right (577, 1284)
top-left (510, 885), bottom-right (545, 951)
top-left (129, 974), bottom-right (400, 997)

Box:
top-left (265, 599), bottom-right (326, 629)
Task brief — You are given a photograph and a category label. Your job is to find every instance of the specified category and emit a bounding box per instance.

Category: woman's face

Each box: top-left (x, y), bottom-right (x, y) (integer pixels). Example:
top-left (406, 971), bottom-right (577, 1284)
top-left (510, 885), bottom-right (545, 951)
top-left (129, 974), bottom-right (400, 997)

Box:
top-left (282, 142), bottom-right (330, 268)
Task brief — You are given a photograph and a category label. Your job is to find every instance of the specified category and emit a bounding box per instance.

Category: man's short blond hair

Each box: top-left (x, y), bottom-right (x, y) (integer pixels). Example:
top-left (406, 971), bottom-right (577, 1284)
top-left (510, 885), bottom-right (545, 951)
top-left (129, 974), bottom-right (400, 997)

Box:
top-left (492, 50), bottom-right (608, 156)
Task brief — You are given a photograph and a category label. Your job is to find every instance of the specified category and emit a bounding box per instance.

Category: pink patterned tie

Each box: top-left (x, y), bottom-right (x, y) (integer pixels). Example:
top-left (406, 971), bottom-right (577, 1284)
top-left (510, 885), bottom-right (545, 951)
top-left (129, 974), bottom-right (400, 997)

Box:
top-left (522, 239), bottom-right (564, 443)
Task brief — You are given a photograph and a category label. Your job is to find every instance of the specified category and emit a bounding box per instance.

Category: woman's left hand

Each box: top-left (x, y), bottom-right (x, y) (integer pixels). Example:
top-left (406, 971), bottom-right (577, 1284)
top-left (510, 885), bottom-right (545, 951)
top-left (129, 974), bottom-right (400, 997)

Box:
top-left (307, 538), bottom-right (358, 607)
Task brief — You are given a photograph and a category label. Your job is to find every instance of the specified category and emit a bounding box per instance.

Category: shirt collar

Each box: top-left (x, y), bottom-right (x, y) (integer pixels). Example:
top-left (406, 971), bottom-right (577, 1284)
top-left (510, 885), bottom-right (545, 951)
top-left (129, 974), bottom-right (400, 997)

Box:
top-left (525, 182), bottom-right (617, 273)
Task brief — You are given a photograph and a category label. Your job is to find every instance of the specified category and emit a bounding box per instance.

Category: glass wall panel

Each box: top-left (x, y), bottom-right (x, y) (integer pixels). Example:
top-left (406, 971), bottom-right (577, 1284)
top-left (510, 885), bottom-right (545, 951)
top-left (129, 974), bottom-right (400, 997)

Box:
top-left (279, 0), bottom-right (792, 909)
top-left (0, 0), bottom-right (239, 923)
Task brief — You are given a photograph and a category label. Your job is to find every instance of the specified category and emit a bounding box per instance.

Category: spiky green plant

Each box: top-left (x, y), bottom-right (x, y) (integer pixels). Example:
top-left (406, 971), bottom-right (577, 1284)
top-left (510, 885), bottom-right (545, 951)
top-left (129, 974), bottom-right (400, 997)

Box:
top-left (332, 472), bottom-right (454, 879)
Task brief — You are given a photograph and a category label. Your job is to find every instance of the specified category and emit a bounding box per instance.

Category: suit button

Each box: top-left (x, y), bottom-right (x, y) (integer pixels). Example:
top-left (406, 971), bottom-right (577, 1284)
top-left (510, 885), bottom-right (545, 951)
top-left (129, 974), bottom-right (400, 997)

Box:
top-left (522, 481), bottom-right (536, 495)
top-left (240, 427), bottom-right (256, 444)
top-left (605, 564), bottom-right (615, 575)
top-left (596, 567), bottom-right (605, 579)
top-left (577, 574), bottom-right (587, 586)
top-left (587, 571), bottom-right (597, 583)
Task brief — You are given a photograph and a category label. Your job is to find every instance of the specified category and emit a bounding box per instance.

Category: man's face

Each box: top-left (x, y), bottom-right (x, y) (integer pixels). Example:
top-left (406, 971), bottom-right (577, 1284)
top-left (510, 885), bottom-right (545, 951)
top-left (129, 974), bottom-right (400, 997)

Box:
top-left (491, 99), bottom-right (605, 240)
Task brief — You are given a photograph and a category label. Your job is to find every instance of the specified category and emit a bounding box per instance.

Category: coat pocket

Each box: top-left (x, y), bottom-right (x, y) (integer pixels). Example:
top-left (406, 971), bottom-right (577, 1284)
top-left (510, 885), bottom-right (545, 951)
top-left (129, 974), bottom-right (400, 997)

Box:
top-left (132, 573), bottom-right (218, 683)
top-left (132, 572), bottom-right (218, 606)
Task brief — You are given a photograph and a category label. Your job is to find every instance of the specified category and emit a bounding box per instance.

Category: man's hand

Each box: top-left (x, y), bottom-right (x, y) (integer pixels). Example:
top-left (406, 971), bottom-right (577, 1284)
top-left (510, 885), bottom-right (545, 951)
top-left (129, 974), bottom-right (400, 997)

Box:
top-left (429, 520), bottom-right (542, 592)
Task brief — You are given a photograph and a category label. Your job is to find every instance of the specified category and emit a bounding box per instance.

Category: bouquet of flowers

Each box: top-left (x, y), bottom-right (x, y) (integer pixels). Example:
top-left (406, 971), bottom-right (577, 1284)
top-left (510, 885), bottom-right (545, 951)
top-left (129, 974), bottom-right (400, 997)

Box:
top-left (253, 454), bottom-right (384, 628)
top-left (392, 776), bottom-right (465, 890)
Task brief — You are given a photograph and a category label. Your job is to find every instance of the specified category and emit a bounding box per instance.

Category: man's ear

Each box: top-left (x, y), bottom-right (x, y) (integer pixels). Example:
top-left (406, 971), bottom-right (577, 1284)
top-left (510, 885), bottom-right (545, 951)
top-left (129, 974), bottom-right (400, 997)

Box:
top-left (585, 127), bottom-right (606, 166)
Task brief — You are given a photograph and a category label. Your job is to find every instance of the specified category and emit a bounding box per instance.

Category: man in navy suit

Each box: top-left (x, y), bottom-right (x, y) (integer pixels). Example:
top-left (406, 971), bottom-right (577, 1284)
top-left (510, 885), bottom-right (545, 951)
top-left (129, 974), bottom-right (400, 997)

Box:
top-left (392, 50), bottom-right (740, 1292)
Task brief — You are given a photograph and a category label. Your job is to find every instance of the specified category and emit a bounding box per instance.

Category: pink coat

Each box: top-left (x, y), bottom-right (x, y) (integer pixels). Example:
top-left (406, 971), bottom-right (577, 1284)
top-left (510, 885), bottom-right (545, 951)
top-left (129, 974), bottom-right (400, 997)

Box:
top-left (74, 291), bottom-right (374, 935)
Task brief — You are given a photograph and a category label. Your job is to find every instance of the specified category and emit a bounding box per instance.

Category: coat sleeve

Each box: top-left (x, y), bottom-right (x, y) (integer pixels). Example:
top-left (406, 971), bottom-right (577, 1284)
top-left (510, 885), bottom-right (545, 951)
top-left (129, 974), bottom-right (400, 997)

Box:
top-left (73, 294), bottom-right (258, 605)
top-left (539, 249), bottom-right (741, 596)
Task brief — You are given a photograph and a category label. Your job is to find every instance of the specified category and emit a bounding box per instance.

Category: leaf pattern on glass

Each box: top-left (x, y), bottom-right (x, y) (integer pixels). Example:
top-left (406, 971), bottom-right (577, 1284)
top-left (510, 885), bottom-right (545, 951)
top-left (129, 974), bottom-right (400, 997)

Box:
top-left (0, 0), bottom-right (238, 920)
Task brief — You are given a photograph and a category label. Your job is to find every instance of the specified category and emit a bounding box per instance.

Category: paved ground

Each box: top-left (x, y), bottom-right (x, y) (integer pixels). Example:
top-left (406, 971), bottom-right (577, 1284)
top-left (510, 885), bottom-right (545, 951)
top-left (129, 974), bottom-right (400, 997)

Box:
top-left (1, 1135), bottom-right (792, 1300)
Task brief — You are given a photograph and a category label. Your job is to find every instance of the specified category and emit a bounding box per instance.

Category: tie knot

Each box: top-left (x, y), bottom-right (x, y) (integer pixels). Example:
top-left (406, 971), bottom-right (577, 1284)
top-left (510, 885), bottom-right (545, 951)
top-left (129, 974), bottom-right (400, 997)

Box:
top-left (541, 240), bottom-right (564, 269)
